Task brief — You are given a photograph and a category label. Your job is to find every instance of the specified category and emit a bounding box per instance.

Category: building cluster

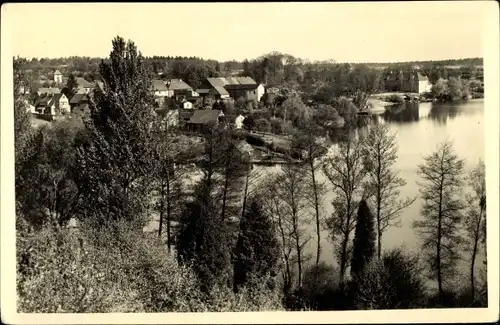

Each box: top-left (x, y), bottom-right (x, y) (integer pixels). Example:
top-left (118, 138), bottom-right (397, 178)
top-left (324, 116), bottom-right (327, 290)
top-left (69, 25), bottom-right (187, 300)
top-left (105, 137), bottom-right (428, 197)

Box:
top-left (26, 70), bottom-right (258, 130)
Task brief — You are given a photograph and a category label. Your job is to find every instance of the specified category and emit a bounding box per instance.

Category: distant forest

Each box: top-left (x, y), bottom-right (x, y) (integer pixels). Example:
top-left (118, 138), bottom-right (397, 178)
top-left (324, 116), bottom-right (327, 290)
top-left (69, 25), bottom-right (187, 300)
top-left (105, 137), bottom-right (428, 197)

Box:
top-left (18, 54), bottom-right (483, 93)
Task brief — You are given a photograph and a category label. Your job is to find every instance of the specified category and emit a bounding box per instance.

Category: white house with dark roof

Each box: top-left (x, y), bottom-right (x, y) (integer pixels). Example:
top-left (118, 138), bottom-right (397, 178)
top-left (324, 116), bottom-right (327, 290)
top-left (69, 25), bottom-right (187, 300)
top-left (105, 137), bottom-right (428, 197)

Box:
top-left (53, 70), bottom-right (63, 84)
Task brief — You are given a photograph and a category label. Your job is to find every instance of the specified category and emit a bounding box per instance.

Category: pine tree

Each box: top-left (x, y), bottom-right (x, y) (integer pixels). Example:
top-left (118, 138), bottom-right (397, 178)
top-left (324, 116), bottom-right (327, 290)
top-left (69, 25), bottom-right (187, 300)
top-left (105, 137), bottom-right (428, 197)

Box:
top-left (350, 199), bottom-right (376, 279)
top-left (75, 36), bottom-right (157, 227)
top-left (63, 74), bottom-right (79, 101)
top-left (233, 199), bottom-right (280, 292)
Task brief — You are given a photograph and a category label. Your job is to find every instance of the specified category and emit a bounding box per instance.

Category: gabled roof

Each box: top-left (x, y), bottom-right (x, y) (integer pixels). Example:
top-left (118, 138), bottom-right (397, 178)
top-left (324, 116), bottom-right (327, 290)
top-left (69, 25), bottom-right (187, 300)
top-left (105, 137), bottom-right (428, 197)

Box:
top-left (213, 86), bottom-right (229, 96)
top-left (236, 77), bottom-right (257, 85)
top-left (167, 79), bottom-right (193, 91)
top-left (153, 79), bottom-right (168, 91)
top-left (70, 93), bottom-right (89, 105)
top-left (76, 77), bottom-right (95, 89)
top-left (37, 87), bottom-right (61, 95)
top-left (54, 70), bottom-right (62, 75)
top-left (206, 77), bottom-right (258, 88)
top-left (196, 88), bottom-right (211, 94)
top-left (179, 109), bottom-right (195, 120)
top-left (224, 83), bottom-right (259, 91)
top-left (416, 72), bottom-right (429, 81)
top-left (188, 109), bottom-right (223, 124)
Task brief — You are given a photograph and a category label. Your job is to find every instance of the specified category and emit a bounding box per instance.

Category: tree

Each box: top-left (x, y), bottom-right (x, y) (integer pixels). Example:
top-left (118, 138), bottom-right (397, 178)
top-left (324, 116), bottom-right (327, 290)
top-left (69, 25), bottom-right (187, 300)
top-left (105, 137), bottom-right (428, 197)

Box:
top-left (75, 36), bottom-right (157, 227)
top-left (431, 78), bottom-right (449, 100)
top-left (350, 199), bottom-right (376, 279)
top-left (362, 124), bottom-right (416, 258)
top-left (63, 74), bottom-right (79, 101)
top-left (291, 122), bottom-right (327, 279)
top-left (243, 115), bottom-right (255, 131)
top-left (13, 57), bottom-right (32, 163)
top-left (233, 199), bottom-right (280, 292)
top-left (322, 134), bottom-right (366, 283)
top-left (463, 159), bottom-right (486, 301)
top-left (176, 131), bottom-right (232, 292)
top-left (275, 164), bottom-right (312, 289)
top-left (413, 140), bottom-right (466, 302)
top-left (153, 125), bottom-right (191, 253)
top-left (216, 129), bottom-right (246, 222)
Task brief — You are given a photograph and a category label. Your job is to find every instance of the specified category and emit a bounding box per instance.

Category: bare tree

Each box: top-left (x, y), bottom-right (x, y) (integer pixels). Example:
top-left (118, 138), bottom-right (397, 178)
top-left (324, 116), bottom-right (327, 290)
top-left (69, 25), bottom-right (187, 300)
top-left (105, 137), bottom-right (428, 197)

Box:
top-left (291, 123), bottom-right (327, 276)
top-left (464, 159), bottom-right (486, 301)
top-left (413, 140), bottom-right (466, 302)
top-left (322, 134), bottom-right (366, 283)
top-left (362, 124), bottom-right (416, 258)
top-left (275, 164), bottom-right (312, 289)
top-left (261, 176), bottom-right (294, 292)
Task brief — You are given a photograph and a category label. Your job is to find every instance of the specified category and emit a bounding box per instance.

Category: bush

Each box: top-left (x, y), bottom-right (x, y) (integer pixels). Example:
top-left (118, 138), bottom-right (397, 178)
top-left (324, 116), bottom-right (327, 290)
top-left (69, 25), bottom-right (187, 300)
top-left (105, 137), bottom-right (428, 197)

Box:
top-left (254, 118), bottom-right (271, 133)
top-left (17, 219), bottom-right (286, 312)
top-left (300, 262), bottom-right (342, 310)
top-left (386, 94), bottom-right (405, 104)
top-left (351, 248), bottom-right (426, 309)
top-left (17, 221), bottom-right (203, 312)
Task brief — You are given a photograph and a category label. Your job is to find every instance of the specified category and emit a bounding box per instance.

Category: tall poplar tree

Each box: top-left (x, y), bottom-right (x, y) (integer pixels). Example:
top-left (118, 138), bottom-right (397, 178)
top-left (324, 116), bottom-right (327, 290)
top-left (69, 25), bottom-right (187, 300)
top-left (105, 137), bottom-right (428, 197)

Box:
top-left (350, 199), bottom-right (376, 279)
top-left (75, 36), bottom-right (157, 227)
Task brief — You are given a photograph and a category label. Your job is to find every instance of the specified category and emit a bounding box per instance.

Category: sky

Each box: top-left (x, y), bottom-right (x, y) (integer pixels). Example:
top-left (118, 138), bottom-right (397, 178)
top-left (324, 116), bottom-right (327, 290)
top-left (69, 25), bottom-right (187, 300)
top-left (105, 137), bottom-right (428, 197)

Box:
top-left (2, 2), bottom-right (491, 63)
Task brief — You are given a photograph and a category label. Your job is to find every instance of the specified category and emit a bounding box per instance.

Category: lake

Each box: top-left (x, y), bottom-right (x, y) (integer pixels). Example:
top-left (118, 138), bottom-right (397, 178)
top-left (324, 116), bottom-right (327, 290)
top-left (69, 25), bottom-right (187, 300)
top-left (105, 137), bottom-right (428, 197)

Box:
top-left (253, 99), bottom-right (485, 280)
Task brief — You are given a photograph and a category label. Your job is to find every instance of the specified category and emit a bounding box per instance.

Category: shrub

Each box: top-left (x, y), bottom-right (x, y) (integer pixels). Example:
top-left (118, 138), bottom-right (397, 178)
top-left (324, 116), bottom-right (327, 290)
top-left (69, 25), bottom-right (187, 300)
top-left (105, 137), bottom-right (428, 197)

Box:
top-left (386, 94), bottom-right (405, 104)
top-left (300, 262), bottom-right (342, 310)
top-left (17, 221), bottom-right (205, 312)
top-left (351, 248), bottom-right (426, 309)
top-left (254, 118), bottom-right (271, 133)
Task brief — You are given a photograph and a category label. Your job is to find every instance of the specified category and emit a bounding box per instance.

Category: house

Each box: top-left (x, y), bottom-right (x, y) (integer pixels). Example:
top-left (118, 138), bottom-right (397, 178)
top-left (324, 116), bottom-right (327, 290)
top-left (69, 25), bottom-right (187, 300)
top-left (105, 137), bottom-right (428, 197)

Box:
top-left (197, 77), bottom-right (264, 103)
top-left (224, 83), bottom-right (263, 103)
top-left (75, 77), bottom-right (95, 94)
top-left (69, 93), bottom-right (90, 113)
top-left (187, 109), bottom-right (224, 132)
top-left (34, 93), bottom-right (71, 117)
top-left (167, 79), bottom-right (194, 98)
top-left (415, 72), bottom-right (432, 94)
top-left (196, 78), bottom-right (232, 102)
top-left (181, 100), bottom-right (194, 109)
top-left (53, 70), bottom-right (63, 84)
top-left (37, 87), bottom-right (61, 96)
top-left (385, 71), bottom-right (432, 94)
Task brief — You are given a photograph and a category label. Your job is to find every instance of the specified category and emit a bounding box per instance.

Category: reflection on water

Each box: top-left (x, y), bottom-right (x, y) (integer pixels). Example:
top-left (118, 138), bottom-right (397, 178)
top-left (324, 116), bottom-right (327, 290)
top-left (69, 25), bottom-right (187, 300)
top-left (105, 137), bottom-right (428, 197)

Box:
top-left (375, 99), bottom-right (484, 127)
top-left (268, 99), bottom-right (485, 278)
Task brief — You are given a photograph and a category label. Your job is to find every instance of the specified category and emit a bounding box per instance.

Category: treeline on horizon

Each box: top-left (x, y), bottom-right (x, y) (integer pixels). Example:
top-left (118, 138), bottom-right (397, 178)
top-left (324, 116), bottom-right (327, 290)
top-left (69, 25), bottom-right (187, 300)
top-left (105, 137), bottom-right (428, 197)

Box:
top-left (14, 37), bottom-right (487, 313)
top-left (18, 53), bottom-right (483, 90)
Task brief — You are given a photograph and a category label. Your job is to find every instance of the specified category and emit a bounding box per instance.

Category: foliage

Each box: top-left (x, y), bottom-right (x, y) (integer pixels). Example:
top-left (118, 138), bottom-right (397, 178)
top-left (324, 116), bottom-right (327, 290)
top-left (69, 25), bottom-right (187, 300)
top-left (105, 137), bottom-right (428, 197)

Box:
top-left (75, 36), bottom-right (157, 227)
top-left (413, 140), bottom-right (466, 300)
top-left (62, 74), bottom-right (79, 100)
top-left (13, 57), bottom-right (33, 162)
top-left (351, 248), bottom-right (426, 309)
top-left (233, 199), bottom-right (280, 291)
top-left (350, 199), bottom-right (376, 278)
top-left (254, 118), bottom-right (271, 133)
top-left (15, 118), bottom-right (86, 230)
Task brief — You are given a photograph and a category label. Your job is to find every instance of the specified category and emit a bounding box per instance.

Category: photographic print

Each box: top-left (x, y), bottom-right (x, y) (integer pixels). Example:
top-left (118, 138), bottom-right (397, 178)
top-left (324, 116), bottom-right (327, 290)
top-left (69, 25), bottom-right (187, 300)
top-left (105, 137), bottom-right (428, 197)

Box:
top-left (1, 1), bottom-right (498, 324)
